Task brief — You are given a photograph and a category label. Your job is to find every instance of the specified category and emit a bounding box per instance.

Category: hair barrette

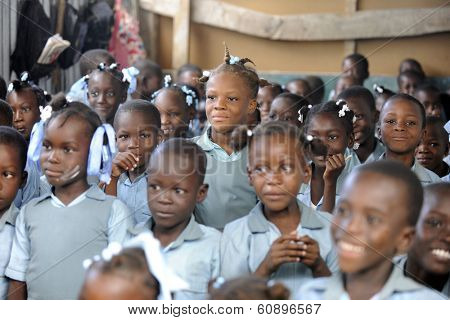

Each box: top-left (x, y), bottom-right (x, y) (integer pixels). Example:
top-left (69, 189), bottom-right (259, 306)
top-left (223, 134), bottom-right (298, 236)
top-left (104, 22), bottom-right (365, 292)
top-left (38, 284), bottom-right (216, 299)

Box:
top-left (20, 72), bottom-right (29, 82)
top-left (353, 142), bottom-right (360, 150)
top-left (39, 105), bottom-right (53, 122)
top-left (298, 109), bottom-right (304, 123)
top-left (109, 63), bottom-right (118, 70)
top-left (229, 55), bottom-right (240, 65)
top-left (98, 62), bottom-right (106, 71)
top-left (338, 104), bottom-right (350, 118)
top-left (373, 84), bottom-right (384, 94)
top-left (202, 70), bottom-right (211, 77)
top-left (164, 75), bottom-right (172, 88)
top-left (247, 129), bottom-right (253, 137)
top-left (306, 134), bottom-right (314, 142)
top-left (7, 83), bottom-right (14, 93)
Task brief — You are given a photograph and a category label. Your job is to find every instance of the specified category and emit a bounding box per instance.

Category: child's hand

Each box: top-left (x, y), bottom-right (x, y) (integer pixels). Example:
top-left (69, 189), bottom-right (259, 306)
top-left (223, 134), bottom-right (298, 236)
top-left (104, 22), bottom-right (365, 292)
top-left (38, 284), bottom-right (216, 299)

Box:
top-left (111, 152), bottom-right (139, 178)
top-left (323, 153), bottom-right (346, 185)
top-left (255, 233), bottom-right (303, 277)
top-left (297, 235), bottom-right (331, 277)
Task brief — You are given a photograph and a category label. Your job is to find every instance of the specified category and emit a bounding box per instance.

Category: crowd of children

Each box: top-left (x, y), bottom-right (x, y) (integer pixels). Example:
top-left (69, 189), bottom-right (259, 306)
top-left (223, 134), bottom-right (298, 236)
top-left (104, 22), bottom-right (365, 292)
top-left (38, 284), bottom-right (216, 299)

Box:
top-left (0, 45), bottom-right (448, 300)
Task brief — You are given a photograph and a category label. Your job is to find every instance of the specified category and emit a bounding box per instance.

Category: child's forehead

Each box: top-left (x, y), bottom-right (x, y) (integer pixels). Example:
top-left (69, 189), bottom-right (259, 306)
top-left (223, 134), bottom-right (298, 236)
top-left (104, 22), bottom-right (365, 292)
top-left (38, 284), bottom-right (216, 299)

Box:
top-left (383, 98), bottom-right (421, 116)
top-left (0, 142), bottom-right (21, 157)
top-left (8, 88), bottom-right (37, 102)
top-left (116, 110), bottom-right (159, 128)
top-left (89, 71), bottom-right (120, 87)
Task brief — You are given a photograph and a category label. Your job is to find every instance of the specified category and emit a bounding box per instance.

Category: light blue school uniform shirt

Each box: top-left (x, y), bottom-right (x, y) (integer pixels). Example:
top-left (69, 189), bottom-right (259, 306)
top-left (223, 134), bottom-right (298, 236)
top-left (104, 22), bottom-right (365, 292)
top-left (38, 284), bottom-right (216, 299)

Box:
top-left (296, 264), bottom-right (446, 300)
top-left (345, 139), bottom-right (385, 165)
top-left (0, 204), bottom-right (19, 299)
top-left (396, 255), bottom-right (449, 298)
top-left (192, 128), bottom-right (258, 229)
top-left (442, 174), bottom-right (450, 183)
top-left (378, 154), bottom-right (441, 185)
top-left (5, 185), bottom-right (132, 299)
top-left (220, 199), bottom-right (338, 294)
top-left (130, 215), bottom-right (221, 300)
top-left (13, 159), bottom-right (40, 208)
top-left (117, 172), bottom-right (151, 225)
top-left (297, 151), bottom-right (360, 211)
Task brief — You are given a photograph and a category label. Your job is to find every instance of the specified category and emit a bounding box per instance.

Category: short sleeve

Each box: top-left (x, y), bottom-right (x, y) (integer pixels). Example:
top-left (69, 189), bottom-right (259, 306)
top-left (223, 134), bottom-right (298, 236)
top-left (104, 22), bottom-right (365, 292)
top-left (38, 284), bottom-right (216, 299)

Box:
top-left (5, 208), bottom-right (30, 282)
top-left (107, 199), bottom-right (134, 244)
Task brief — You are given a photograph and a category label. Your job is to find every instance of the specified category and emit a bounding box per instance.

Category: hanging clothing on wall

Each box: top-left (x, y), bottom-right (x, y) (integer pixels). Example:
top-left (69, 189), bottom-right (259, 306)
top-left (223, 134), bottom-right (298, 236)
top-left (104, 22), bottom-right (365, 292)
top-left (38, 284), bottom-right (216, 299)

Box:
top-left (10, 0), bottom-right (53, 81)
top-left (108, 0), bottom-right (146, 68)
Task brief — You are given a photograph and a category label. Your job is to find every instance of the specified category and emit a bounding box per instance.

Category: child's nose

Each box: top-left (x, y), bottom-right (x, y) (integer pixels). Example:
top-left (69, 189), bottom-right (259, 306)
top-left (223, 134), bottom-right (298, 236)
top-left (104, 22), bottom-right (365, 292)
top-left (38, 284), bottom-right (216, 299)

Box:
top-left (48, 150), bottom-right (60, 163)
top-left (161, 114), bottom-right (170, 124)
top-left (13, 110), bottom-right (23, 122)
top-left (214, 97), bottom-right (227, 109)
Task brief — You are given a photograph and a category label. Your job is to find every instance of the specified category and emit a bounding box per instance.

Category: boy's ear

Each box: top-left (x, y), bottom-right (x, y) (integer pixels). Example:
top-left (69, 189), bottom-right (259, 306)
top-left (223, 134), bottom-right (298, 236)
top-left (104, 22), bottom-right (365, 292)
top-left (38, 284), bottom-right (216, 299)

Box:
top-left (377, 126), bottom-right (382, 142)
top-left (20, 171), bottom-right (28, 189)
top-left (196, 184), bottom-right (209, 203)
top-left (395, 226), bottom-right (416, 255)
top-left (247, 99), bottom-right (257, 115)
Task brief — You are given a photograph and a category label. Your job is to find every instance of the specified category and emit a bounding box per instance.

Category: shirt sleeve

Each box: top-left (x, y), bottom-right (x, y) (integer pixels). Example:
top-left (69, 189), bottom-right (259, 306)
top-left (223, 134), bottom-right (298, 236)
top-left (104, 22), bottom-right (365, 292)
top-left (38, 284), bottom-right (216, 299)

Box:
top-left (13, 161), bottom-right (40, 208)
top-left (219, 225), bottom-right (251, 279)
top-left (5, 208), bottom-right (30, 282)
top-left (107, 199), bottom-right (134, 244)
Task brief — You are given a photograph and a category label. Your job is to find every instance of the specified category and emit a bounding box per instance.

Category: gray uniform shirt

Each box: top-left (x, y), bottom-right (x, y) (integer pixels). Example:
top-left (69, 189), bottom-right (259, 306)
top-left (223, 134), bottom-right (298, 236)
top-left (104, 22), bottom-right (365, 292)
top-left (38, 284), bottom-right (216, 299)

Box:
top-left (220, 200), bottom-right (338, 294)
top-left (0, 205), bottom-right (19, 299)
top-left (192, 129), bottom-right (258, 229)
top-left (296, 264), bottom-right (446, 300)
top-left (5, 186), bottom-right (132, 299)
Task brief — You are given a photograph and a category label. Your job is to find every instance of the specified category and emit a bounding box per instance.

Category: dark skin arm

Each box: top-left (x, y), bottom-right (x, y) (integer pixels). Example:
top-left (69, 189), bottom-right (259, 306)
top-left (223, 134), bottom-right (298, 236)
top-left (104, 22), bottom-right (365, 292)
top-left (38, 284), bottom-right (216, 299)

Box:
top-left (321, 153), bottom-right (346, 213)
top-left (7, 280), bottom-right (27, 300)
top-left (104, 152), bottom-right (139, 196)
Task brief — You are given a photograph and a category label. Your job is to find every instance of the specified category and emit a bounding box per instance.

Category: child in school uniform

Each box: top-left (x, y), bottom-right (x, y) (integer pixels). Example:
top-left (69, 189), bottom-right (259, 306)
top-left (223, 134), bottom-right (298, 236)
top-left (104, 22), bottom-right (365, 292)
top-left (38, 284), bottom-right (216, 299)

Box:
top-left (104, 100), bottom-right (162, 225)
top-left (221, 121), bottom-right (338, 295)
top-left (151, 75), bottom-right (197, 140)
top-left (0, 127), bottom-right (28, 299)
top-left (397, 70), bottom-right (424, 96)
top-left (130, 59), bottom-right (163, 100)
top-left (298, 100), bottom-right (359, 213)
top-left (268, 93), bottom-right (310, 128)
top-left (129, 139), bottom-right (220, 299)
top-left (192, 46), bottom-right (260, 229)
top-left (6, 73), bottom-right (48, 208)
top-left (5, 106), bottom-right (132, 299)
top-left (338, 86), bottom-right (385, 165)
top-left (414, 84), bottom-right (446, 120)
top-left (397, 183), bottom-right (449, 298)
top-left (86, 63), bottom-right (129, 126)
top-left (297, 160), bottom-right (444, 300)
top-left (79, 233), bottom-right (187, 300)
top-left (415, 117), bottom-right (450, 179)
top-left (257, 82), bottom-right (283, 123)
top-left (378, 94), bottom-right (441, 185)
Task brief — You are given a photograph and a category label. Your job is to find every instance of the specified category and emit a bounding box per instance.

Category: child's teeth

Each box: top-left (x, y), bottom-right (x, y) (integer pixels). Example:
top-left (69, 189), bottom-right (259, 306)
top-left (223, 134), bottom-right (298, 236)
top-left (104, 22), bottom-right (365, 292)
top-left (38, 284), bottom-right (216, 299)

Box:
top-left (339, 241), bottom-right (364, 254)
top-left (431, 249), bottom-right (450, 260)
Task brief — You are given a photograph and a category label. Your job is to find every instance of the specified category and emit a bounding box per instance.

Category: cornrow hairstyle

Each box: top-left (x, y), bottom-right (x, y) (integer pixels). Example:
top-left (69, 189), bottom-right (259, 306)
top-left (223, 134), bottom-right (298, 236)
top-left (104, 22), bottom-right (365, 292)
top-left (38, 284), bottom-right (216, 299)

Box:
top-left (114, 99), bottom-right (161, 129)
top-left (382, 93), bottom-right (426, 129)
top-left (49, 92), bottom-right (70, 112)
top-left (373, 84), bottom-right (395, 97)
top-left (337, 86), bottom-right (376, 112)
top-left (231, 120), bottom-right (312, 157)
top-left (303, 100), bottom-right (355, 137)
top-left (79, 49), bottom-right (115, 76)
top-left (151, 75), bottom-right (200, 110)
top-left (0, 126), bottom-right (28, 172)
top-left (85, 63), bottom-right (130, 96)
top-left (0, 75), bottom-right (6, 100)
top-left (86, 247), bottom-right (160, 299)
top-left (198, 44), bottom-right (262, 99)
top-left (45, 102), bottom-right (102, 139)
top-left (209, 276), bottom-right (290, 300)
top-left (0, 99), bottom-right (13, 126)
top-left (6, 72), bottom-right (50, 107)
